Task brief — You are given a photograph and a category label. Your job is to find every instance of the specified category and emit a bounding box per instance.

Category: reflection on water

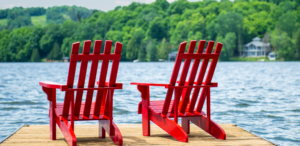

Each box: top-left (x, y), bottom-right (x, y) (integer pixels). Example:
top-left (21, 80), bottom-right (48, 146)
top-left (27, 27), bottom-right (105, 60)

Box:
top-left (0, 62), bottom-right (300, 145)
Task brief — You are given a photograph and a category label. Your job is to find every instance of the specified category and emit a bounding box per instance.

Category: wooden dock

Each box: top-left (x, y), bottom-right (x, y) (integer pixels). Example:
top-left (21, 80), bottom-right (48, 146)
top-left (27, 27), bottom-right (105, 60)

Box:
top-left (1, 124), bottom-right (275, 146)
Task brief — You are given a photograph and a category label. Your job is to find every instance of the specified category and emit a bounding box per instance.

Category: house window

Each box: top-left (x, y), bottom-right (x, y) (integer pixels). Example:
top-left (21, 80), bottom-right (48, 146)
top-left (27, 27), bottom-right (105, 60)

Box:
top-left (257, 52), bottom-right (262, 56)
top-left (262, 52), bottom-right (264, 55)
top-left (257, 47), bottom-right (261, 50)
top-left (251, 52), bottom-right (256, 56)
top-left (245, 47), bottom-right (248, 50)
top-left (250, 45), bottom-right (256, 50)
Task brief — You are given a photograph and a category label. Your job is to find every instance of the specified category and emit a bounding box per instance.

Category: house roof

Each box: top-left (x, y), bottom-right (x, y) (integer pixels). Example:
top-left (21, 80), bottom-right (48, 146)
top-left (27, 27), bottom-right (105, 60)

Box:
top-left (244, 37), bottom-right (270, 47)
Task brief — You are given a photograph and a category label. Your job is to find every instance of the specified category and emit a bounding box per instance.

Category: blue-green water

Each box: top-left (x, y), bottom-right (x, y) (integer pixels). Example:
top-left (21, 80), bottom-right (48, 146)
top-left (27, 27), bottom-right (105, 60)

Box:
top-left (0, 62), bottom-right (299, 145)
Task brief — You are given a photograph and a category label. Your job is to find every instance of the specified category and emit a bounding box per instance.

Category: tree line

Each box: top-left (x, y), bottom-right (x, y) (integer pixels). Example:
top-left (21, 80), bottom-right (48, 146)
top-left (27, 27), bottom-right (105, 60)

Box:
top-left (0, 0), bottom-right (299, 62)
top-left (0, 6), bottom-right (95, 30)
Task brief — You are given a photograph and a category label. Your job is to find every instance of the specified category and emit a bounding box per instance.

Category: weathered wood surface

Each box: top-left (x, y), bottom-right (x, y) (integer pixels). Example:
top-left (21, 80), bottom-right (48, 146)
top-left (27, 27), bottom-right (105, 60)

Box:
top-left (1, 124), bottom-right (274, 146)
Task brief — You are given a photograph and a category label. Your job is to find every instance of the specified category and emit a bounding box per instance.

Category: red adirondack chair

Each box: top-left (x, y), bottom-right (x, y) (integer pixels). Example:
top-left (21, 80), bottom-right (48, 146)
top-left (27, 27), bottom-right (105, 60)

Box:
top-left (131, 40), bottom-right (226, 142)
top-left (39, 40), bottom-right (123, 146)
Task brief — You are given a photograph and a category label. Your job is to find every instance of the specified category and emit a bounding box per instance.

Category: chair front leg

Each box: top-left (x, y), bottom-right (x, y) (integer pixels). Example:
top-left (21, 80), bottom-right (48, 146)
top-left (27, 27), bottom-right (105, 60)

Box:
top-left (42, 87), bottom-right (56, 140)
top-left (137, 85), bottom-right (150, 136)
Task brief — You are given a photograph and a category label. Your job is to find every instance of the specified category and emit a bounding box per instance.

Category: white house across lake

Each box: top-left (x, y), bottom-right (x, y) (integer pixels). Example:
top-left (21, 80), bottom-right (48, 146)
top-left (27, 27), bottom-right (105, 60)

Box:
top-left (242, 37), bottom-right (271, 57)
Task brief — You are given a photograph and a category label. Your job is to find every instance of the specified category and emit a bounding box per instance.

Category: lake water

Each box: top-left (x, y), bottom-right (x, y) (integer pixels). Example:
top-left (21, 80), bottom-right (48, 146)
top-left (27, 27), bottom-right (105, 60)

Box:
top-left (0, 62), bottom-right (299, 145)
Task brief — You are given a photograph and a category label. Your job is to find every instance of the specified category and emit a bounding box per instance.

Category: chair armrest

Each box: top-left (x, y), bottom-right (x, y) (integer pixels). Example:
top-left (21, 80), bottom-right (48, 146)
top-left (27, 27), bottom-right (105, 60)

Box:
top-left (39, 81), bottom-right (68, 90)
top-left (96, 82), bottom-right (123, 89)
top-left (130, 82), bottom-right (170, 87)
top-left (176, 81), bottom-right (218, 87)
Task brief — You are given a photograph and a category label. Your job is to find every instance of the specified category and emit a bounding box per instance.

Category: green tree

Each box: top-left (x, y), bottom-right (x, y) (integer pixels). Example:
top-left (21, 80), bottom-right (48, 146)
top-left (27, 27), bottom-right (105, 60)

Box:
top-left (31, 48), bottom-right (41, 62)
top-left (277, 12), bottom-right (297, 37)
top-left (167, 0), bottom-right (190, 15)
top-left (40, 24), bottom-right (63, 56)
top-left (271, 29), bottom-right (295, 60)
top-left (146, 39), bottom-right (157, 61)
top-left (217, 32), bottom-right (237, 61)
top-left (147, 17), bottom-right (168, 40)
top-left (126, 37), bottom-right (137, 60)
top-left (157, 38), bottom-right (170, 59)
top-left (294, 29), bottom-right (300, 60)
top-left (138, 45), bottom-right (147, 61)
top-left (48, 42), bottom-right (62, 60)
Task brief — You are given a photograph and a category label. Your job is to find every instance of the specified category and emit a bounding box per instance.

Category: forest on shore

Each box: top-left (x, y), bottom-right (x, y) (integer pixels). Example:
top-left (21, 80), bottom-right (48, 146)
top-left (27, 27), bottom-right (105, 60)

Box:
top-left (0, 0), bottom-right (299, 62)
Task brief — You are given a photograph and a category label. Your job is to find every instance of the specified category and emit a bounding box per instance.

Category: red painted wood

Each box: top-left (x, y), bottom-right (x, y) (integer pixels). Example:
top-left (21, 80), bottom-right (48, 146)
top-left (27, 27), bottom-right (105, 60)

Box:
top-left (188, 41), bottom-right (215, 113)
top-left (39, 81), bottom-right (68, 90)
top-left (181, 117), bottom-right (190, 134)
top-left (162, 42), bottom-right (186, 115)
top-left (182, 114), bottom-right (226, 140)
top-left (63, 42), bottom-right (80, 116)
top-left (92, 40), bottom-right (112, 116)
top-left (130, 82), bottom-right (217, 88)
top-left (171, 41), bottom-right (196, 114)
top-left (99, 120), bottom-right (123, 145)
top-left (60, 117), bottom-right (77, 146)
top-left (180, 40), bottom-right (206, 113)
top-left (179, 54), bottom-right (219, 60)
top-left (137, 85), bottom-right (150, 136)
top-left (130, 82), bottom-right (169, 87)
top-left (131, 40), bottom-right (225, 143)
top-left (150, 109), bottom-right (188, 142)
top-left (74, 41), bottom-right (91, 117)
top-left (109, 42), bottom-right (122, 86)
top-left (71, 54), bottom-right (121, 61)
top-left (39, 40), bottom-right (123, 146)
top-left (84, 40), bottom-right (102, 115)
top-left (70, 91), bottom-right (74, 130)
top-left (196, 42), bottom-right (222, 113)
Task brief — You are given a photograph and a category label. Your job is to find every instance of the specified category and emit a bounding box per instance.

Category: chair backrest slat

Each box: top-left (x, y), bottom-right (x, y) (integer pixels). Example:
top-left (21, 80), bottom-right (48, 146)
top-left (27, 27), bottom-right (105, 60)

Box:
top-left (108, 42), bottom-right (122, 86)
top-left (91, 41), bottom-right (112, 116)
top-left (179, 40), bottom-right (206, 113)
top-left (62, 42), bottom-right (80, 116)
top-left (74, 41), bottom-right (101, 116)
top-left (162, 40), bottom-right (222, 115)
top-left (62, 40), bottom-right (122, 117)
top-left (187, 41), bottom-right (214, 113)
top-left (161, 42), bottom-right (187, 115)
top-left (195, 43), bottom-right (222, 112)
top-left (103, 42), bottom-right (123, 117)
top-left (170, 41), bottom-right (196, 113)
top-left (73, 41), bottom-right (91, 116)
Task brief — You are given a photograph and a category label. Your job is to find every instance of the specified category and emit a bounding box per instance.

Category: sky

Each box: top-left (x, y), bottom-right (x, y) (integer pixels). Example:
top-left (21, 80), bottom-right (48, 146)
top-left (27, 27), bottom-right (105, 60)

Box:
top-left (0, 0), bottom-right (200, 12)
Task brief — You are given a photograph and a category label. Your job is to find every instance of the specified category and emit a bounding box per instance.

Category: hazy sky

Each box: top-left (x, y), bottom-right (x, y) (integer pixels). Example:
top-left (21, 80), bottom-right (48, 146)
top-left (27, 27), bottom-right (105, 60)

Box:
top-left (0, 0), bottom-right (200, 12)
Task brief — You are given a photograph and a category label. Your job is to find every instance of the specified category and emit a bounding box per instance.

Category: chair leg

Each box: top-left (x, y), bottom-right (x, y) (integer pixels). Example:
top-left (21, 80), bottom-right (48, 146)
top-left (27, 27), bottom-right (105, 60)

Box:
top-left (150, 111), bottom-right (188, 142)
top-left (99, 121), bottom-right (106, 138)
top-left (182, 117), bottom-right (190, 134)
top-left (58, 118), bottom-right (77, 146)
top-left (142, 106), bottom-right (150, 136)
top-left (186, 115), bottom-right (226, 140)
top-left (99, 120), bottom-right (123, 146)
top-left (49, 109), bottom-right (56, 140)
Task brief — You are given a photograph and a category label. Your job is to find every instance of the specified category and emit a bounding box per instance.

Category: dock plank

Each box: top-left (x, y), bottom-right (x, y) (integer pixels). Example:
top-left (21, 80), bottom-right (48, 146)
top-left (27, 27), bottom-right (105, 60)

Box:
top-left (1, 124), bottom-right (274, 146)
